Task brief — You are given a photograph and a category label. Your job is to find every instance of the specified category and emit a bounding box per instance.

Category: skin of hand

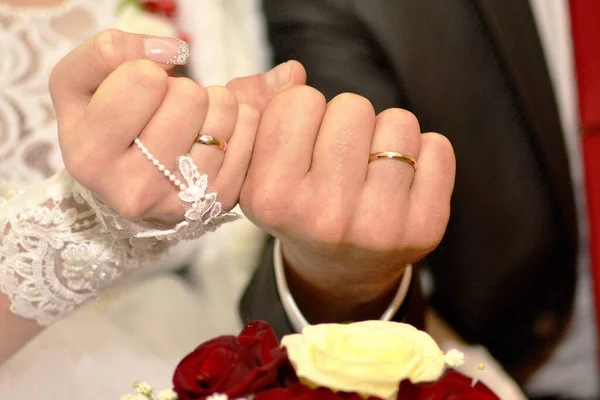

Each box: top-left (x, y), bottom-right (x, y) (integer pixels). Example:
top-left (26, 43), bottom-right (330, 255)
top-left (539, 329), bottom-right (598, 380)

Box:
top-left (51, 30), bottom-right (306, 225)
top-left (240, 86), bottom-right (456, 323)
top-left (0, 29), bottom-right (306, 366)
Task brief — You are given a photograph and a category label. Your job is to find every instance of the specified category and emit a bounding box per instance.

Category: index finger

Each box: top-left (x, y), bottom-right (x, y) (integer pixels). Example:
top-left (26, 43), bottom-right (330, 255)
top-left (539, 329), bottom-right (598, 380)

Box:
top-left (49, 29), bottom-right (189, 127)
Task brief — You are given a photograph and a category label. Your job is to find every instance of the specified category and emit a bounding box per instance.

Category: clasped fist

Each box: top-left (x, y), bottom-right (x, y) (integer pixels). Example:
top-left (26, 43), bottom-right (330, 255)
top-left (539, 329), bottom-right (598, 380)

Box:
top-left (51, 30), bottom-right (456, 293)
top-left (50, 30), bottom-right (303, 225)
top-left (240, 86), bottom-right (455, 294)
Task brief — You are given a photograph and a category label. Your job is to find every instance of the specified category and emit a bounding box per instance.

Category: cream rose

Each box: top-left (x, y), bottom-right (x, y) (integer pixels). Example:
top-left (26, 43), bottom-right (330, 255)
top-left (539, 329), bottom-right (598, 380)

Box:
top-left (281, 321), bottom-right (455, 400)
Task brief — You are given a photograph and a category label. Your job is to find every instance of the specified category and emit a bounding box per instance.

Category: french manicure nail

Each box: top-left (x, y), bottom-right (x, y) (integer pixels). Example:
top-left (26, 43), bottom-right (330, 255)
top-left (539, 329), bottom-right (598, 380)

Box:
top-left (264, 61), bottom-right (291, 91)
top-left (144, 37), bottom-right (190, 65)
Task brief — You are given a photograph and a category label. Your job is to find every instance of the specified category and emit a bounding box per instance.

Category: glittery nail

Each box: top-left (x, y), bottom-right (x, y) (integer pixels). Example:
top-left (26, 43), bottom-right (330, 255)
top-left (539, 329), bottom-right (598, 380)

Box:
top-left (144, 37), bottom-right (190, 65)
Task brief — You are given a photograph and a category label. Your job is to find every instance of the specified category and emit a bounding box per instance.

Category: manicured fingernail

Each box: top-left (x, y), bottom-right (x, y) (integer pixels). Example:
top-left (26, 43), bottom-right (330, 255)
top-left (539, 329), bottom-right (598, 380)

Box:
top-left (144, 37), bottom-right (190, 65)
top-left (264, 62), bottom-right (291, 91)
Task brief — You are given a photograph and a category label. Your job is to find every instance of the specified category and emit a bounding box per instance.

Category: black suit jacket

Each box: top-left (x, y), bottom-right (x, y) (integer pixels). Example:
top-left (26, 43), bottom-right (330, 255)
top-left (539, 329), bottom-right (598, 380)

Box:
top-left (240, 0), bottom-right (579, 385)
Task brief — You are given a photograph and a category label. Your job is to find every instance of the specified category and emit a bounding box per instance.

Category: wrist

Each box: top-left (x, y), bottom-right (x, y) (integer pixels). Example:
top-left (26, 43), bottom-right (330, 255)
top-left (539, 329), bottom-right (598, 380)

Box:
top-left (279, 239), bottom-right (408, 324)
top-left (280, 239), bottom-right (407, 298)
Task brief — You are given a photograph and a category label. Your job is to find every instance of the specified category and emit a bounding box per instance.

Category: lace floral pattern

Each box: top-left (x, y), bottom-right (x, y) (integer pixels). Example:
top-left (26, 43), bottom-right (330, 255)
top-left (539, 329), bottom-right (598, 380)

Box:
top-left (0, 1), bottom-right (121, 324)
top-left (0, 1), bottom-right (232, 325)
top-left (0, 0), bottom-right (119, 184)
top-left (0, 171), bottom-right (171, 325)
top-left (73, 155), bottom-right (239, 243)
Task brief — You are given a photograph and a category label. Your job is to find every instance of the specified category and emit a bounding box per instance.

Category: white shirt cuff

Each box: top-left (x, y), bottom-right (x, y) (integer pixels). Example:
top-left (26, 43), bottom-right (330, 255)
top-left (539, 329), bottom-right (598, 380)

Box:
top-left (273, 238), bottom-right (413, 332)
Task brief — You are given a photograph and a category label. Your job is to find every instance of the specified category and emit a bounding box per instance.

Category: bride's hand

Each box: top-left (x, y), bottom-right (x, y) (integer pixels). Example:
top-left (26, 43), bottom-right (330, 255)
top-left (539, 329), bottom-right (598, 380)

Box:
top-left (0, 30), bottom-right (307, 367)
top-left (50, 30), bottom-right (306, 225)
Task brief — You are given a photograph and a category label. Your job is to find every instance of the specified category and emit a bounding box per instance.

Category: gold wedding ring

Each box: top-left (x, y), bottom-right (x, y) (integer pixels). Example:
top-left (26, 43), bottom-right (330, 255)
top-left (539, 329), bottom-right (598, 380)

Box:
top-left (368, 151), bottom-right (417, 170)
top-left (195, 134), bottom-right (228, 152)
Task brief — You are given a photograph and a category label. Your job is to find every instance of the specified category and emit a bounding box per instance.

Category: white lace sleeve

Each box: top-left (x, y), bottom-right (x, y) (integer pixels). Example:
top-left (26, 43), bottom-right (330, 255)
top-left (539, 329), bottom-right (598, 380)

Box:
top-left (0, 170), bottom-right (174, 326)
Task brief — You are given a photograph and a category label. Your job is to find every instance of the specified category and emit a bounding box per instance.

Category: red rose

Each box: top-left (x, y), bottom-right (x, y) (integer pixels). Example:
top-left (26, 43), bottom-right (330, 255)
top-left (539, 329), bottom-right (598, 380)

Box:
top-left (254, 383), bottom-right (379, 400)
top-left (173, 321), bottom-right (287, 400)
top-left (397, 370), bottom-right (499, 399)
top-left (140, 0), bottom-right (177, 18)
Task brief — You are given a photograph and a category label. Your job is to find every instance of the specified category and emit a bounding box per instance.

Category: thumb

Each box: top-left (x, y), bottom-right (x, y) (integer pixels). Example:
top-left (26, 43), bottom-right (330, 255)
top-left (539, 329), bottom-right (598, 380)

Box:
top-left (50, 29), bottom-right (187, 127)
top-left (226, 60), bottom-right (307, 113)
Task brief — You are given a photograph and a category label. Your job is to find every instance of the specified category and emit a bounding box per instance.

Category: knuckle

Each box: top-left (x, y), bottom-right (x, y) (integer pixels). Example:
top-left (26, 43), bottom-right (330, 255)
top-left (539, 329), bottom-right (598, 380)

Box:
top-left (169, 77), bottom-right (208, 110)
top-left (418, 231), bottom-right (444, 255)
top-left (411, 212), bottom-right (449, 253)
top-left (377, 108), bottom-right (420, 132)
top-left (206, 85), bottom-right (238, 114)
top-left (246, 186), bottom-right (289, 230)
top-left (330, 93), bottom-right (374, 115)
top-left (92, 29), bottom-right (126, 71)
top-left (112, 185), bottom-right (151, 220)
top-left (369, 235), bottom-right (403, 253)
top-left (424, 132), bottom-right (454, 153)
top-left (307, 213), bottom-right (347, 246)
top-left (278, 85), bottom-right (326, 110)
top-left (225, 75), bottom-right (243, 89)
top-left (63, 153), bottom-right (89, 184)
top-left (218, 197), bottom-right (236, 214)
top-left (62, 145), bottom-right (101, 187)
top-left (237, 103), bottom-right (261, 128)
top-left (360, 221), bottom-right (405, 253)
top-left (118, 59), bottom-right (169, 94)
top-left (422, 133), bottom-right (457, 175)
top-left (206, 85), bottom-right (237, 105)
top-left (224, 77), bottom-right (252, 105)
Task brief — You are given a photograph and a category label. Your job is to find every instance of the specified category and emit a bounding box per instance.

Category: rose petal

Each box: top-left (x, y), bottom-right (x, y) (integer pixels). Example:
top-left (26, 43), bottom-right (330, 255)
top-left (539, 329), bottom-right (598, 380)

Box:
top-left (238, 320), bottom-right (279, 350)
top-left (173, 322), bottom-right (290, 400)
top-left (397, 369), bottom-right (499, 399)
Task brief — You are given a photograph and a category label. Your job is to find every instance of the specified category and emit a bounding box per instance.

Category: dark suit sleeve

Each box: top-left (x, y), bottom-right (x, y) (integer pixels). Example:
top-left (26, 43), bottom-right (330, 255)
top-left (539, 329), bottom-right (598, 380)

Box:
top-left (239, 238), bottom-right (295, 338)
top-left (239, 239), bottom-right (426, 338)
top-left (263, 0), bottom-right (406, 112)
top-left (239, 0), bottom-right (424, 337)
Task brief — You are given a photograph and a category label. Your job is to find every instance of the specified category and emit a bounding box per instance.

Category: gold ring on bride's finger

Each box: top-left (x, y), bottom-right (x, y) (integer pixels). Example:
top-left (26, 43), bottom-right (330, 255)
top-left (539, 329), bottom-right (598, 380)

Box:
top-left (195, 134), bottom-right (228, 152)
top-left (368, 151), bottom-right (417, 170)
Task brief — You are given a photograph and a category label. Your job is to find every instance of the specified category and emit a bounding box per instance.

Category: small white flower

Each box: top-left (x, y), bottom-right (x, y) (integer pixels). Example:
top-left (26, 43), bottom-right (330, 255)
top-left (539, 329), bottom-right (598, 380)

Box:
top-left (157, 388), bottom-right (178, 400)
top-left (134, 381), bottom-right (154, 396)
top-left (119, 394), bottom-right (149, 400)
top-left (444, 349), bottom-right (465, 367)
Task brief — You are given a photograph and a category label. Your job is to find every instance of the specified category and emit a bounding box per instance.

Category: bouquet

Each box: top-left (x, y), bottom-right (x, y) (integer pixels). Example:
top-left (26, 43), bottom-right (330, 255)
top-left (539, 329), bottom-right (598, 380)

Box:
top-left (120, 320), bottom-right (500, 400)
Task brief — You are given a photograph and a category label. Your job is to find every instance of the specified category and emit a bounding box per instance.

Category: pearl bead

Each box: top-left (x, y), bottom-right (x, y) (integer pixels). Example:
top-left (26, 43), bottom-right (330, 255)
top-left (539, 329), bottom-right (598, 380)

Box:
top-left (189, 186), bottom-right (201, 196)
top-left (158, 165), bottom-right (165, 171)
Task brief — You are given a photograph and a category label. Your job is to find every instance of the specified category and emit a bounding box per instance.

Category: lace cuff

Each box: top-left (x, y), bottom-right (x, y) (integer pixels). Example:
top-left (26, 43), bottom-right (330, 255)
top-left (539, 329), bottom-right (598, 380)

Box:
top-left (73, 155), bottom-right (239, 241)
top-left (0, 169), bottom-right (231, 326)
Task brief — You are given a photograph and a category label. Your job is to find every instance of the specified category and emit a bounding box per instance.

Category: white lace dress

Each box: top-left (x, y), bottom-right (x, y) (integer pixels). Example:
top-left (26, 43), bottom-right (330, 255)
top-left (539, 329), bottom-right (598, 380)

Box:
top-left (0, 0), bottom-right (269, 398)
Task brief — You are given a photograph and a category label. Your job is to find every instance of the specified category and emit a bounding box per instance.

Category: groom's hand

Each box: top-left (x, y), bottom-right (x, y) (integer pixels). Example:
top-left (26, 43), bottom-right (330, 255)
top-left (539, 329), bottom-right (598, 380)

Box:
top-left (239, 86), bottom-right (456, 323)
